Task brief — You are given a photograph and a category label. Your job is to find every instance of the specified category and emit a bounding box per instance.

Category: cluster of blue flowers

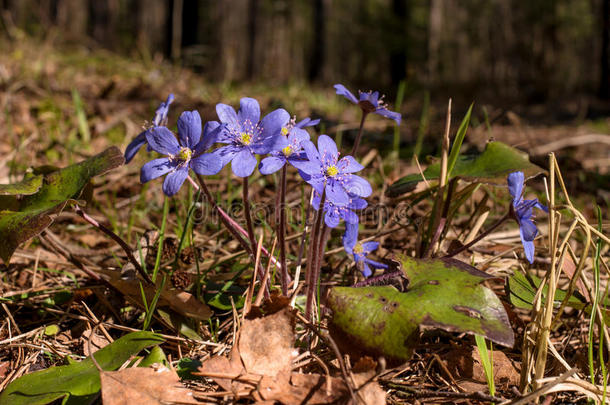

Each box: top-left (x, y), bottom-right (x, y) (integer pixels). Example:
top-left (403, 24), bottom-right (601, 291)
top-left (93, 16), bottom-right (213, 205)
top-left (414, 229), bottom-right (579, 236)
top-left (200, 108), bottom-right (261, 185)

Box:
top-left (125, 84), bottom-right (400, 278)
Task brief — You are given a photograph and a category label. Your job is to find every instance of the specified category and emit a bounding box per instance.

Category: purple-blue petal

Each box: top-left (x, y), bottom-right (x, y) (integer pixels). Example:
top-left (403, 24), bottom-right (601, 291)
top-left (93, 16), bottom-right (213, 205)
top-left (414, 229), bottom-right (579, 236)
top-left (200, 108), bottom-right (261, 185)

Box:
top-left (295, 117), bottom-right (320, 128)
top-left (507, 171), bottom-right (524, 205)
top-left (343, 222), bottom-right (359, 251)
top-left (326, 182), bottom-right (349, 206)
top-left (324, 211), bottom-right (341, 228)
top-left (374, 108), bottom-right (402, 125)
top-left (146, 126), bottom-right (180, 155)
top-left (520, 232), bottom-right (535, 264)
top-left (162, 166), bottom-right (189, 196)
top-left (191, 153), bottom-right (223, 175)
top-left (337, 155), bottom-right (364, 173)
top-left (344, 175), bottom-right (372, 197)
top-left (124, 130), bottom-right (149, 163)
top-left (361, 241), bottom-right (379, 253)
top-left (237, 97), bottom-right (261, 124)
top-left (251, 133), bottom-right (289, 154)
top-left (519, 218), bottom-right (538, 242)
top-left (231, 149), bottom-right (257, 177)
top-left (348, 196), bottom-right (368, 210)
top-left (194, 121), bottom-right (222, 153)
top-left (259, 156), bottom-right (286, 175)
top-left (302, 140), bottom-right (321, 166)
top-left (364, 257), bottom-right (388, 270)
top-left (261, 108), bottom-right (290, 139)
top-left (177, 110), bottom-right (202, 148)
top-left (211, 145), bottom-right (240, 167)
top-left (342, 208), bottom-right (359, 224)
top-left (334, 84), bottom-right (358, 104)
top-left (317, 135), bottom-right (338, 162)
top-left (216, 103), bottom-right (239, 127)
top-left (140, 158), bottom-right (177, 183)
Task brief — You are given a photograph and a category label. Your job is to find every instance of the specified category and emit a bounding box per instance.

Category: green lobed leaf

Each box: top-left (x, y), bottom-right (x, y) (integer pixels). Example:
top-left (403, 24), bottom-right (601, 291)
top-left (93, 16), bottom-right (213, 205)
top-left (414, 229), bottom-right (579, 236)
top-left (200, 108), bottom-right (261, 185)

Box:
top-left (0, 331), bottom-right (164, 405)
top-left (386, 141), bottom-right (546, 197)
top-left (0, 147), bottom-right (124, 264)
top-left (328, 255), bottom-right (514, 364)
top-left (0, 173), bottom-right (43, 196)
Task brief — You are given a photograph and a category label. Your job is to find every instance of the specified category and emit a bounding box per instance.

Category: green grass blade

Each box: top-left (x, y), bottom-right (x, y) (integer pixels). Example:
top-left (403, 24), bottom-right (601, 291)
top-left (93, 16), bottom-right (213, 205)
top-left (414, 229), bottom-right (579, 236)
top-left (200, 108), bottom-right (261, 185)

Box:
top-left (446, 103), bottom-right (473, 178)
top-left (475, 334), bottom-right (495, 397)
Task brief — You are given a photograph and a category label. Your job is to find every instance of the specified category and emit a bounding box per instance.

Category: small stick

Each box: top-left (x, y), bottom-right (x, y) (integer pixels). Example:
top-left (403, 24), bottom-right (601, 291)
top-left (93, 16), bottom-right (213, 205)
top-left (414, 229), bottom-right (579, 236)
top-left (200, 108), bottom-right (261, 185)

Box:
top-left (305, 189), bottom-right (326, 320)
top-left (74, 205), bottom-right (153, 284)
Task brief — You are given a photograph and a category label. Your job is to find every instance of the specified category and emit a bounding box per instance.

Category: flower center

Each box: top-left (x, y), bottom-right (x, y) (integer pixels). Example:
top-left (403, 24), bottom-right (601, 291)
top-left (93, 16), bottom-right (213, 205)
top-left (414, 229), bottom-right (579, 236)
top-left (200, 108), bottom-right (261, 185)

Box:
top-left (282, 146), bottom-right (292, 157)
top-left (240, 132), bottom-right (252, 145)
top-left (281, 127), bottom-right (289, 136)
top-left (177, 147), bottom-right (192, 162)
top-left (326, 165), bottom-right (339, 177)
top-left (353, 243), bottom-right (364, 254)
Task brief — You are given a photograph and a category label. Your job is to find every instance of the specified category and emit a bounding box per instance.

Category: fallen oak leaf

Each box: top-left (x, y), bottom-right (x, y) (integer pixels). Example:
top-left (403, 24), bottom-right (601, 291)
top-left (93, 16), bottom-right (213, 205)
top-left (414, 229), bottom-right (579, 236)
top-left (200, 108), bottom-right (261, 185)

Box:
top-left (239, 306), bottom-right (297, 377)
top-left (100, 366), bottom-right (200, 405)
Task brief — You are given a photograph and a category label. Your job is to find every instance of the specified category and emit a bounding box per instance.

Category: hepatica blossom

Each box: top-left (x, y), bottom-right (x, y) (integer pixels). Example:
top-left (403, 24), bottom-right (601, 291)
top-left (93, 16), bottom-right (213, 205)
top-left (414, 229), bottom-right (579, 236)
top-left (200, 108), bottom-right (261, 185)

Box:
top-left (125, 94), bottom-right (175, 163)
top-left (507, 171), bottom-right (548, 263)
top-left (140, 110), bottom-right (221, 196)
top-left (312, 191), bottom-right (367, 228)
top-left (297, 135), bottom-right (372, 206)
top-left (343, 222), bottom-right (388, 277)
top-left (259, 126), bottom-right (310, 175)
top-left (212, 97), bottom-right (290, 177)
top-left (334, 84), bottom-right (401, 125)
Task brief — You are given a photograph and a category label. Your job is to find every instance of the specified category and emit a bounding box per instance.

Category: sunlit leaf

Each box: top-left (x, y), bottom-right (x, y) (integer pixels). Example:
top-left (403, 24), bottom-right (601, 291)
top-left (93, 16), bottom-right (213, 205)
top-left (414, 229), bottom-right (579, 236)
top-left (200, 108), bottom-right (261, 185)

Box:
top-left (386, 141), bottom-right (546, 197)
top-left (0, 147), bottom-right (124, 264)
top-left (0, 173), bottom-right (43, 196)
top-left (328, 255), bottom-right (514, 364)
top-left (0, 331), bottom-right (164, 405)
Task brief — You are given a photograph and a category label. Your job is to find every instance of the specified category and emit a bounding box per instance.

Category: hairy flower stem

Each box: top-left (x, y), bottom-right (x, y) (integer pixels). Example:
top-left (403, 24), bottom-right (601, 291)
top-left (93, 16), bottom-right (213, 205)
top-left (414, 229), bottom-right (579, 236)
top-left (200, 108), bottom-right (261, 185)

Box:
top-left (305, 189), bottom-right (326, 321)
top-left (74, 205), bottom-right (153, 284)
top-left (350, 111), bottom-right (369, 157)
top-left (278, 165), bottom-right (289, 295)
top-left (444, 212), bottom-right (511, 258)
top-left (242, 177), bottom-right (257, 254)
top-left (197, 174), bottom-right (269, 296)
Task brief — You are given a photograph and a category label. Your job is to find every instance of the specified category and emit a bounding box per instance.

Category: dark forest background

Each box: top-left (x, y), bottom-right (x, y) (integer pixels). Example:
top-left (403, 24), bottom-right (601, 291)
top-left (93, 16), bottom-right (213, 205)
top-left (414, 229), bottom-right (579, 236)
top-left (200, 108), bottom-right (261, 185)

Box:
top-left (1, 0), bottom-right (609, 106)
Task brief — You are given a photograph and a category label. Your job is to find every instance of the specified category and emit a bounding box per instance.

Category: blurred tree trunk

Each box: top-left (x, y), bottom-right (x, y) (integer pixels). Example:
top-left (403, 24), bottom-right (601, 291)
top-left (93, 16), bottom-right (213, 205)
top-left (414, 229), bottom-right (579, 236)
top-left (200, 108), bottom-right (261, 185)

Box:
top-left (246, 0), bottom-right (257, 80)
top-left (427, 0), bottom-right (442, 84)
top-left (136, 0), bottom-right (167, 56)
top-left (171, 0), bottom-right (183, 60)
top-left (601, 0), bottom-right (610, 99)
top-left (308, 0), bottom-right (325, 82)
top-left (390, 0), bottom-right (409, 86)
top-left (56, 0), bottom-right (87, 40)
top-left (90, 0), bottom-right (119, 48)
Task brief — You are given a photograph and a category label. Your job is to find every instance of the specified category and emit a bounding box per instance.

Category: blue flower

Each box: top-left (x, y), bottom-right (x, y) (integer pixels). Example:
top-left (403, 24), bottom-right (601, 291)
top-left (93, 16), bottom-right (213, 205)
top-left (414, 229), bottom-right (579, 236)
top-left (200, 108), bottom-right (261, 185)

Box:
top-left (507, 171), bottom-right (548, 263)
top-left (125, 94), bottom-right (175, 163)
top-left (334, 84), bottom-right (401, 125)
top-left (296, 135), bottom-right (372, 206)
top-left (140, 110), bottom-right (222, 196)
top-left (312, 191), bottom-right (366, 228)
top-left (295, 117), bottom-right (320, 129)
top-left (343, 222), bottom-right (388, 277)
top-left (259, 127), bottom-right (310, 175)
top-left (210, 98), bottom-right (290, 177)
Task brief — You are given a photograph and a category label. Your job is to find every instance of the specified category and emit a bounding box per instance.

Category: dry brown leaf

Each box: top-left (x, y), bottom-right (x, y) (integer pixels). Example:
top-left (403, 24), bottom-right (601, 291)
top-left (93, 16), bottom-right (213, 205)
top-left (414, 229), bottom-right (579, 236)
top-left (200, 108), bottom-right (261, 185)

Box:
top-left (100, 366), bottom-right (200, 405)
top-left (239, 306), bottom-right (296, 376)
top-left (195, 347), bottom-right (254, 393)
top-left (351, 370), bottom-right (387, 405)
top-left (444, 347), bottom-right (520, 387)
top-left (257, 373), bottom-right (348, 404)
top-left (95, 267), bottom-right (213, 321)
top-left (81, 328), bottom-right (111, 356)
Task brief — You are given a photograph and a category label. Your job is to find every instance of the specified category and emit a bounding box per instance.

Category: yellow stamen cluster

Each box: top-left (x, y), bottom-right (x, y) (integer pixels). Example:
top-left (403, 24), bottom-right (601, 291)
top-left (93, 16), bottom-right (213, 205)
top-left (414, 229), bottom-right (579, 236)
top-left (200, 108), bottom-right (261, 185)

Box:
top-left (240, 132), bottom-right (252, 145)
top-left (177, 147), bottom-right (192, 161)
top-left (326, 165), bottom-right (339, 177)
top-left (281, 127), bottom-right (289, 136)
top-left (282, 146), bottom-right (292, 157)
top-left (353, 243), bottom-right (364, 254)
